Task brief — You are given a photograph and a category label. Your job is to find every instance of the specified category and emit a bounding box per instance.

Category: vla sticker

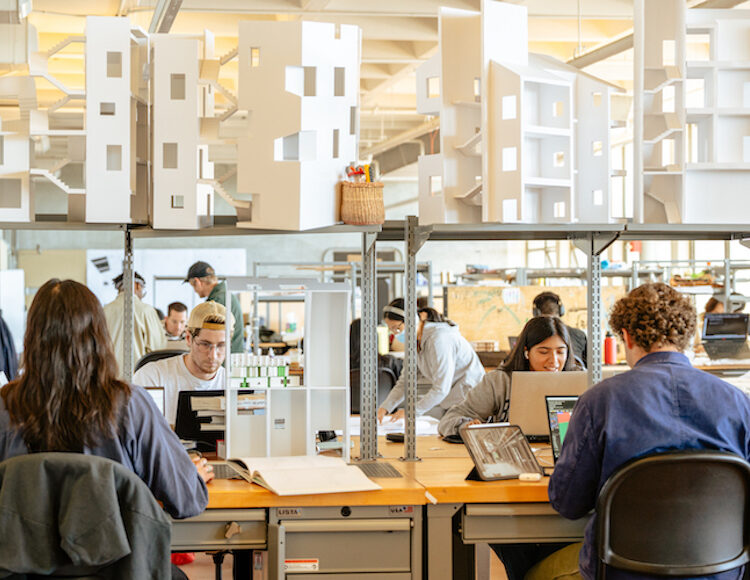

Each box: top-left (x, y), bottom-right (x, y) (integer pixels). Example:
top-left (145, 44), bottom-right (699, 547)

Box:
top-left (389, 506), bottom-right (414, 514)
top-left (284, 559), bottom-right (319, 571)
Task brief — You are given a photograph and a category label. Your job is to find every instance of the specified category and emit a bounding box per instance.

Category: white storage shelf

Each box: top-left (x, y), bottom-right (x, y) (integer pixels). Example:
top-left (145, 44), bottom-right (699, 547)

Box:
top-left (222, 277), bottom-right (351, 461)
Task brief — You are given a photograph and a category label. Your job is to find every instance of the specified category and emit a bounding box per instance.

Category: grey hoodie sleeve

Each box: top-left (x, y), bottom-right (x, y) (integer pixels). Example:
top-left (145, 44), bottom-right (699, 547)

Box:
top-left (438, 370), bottom-right (511, 437)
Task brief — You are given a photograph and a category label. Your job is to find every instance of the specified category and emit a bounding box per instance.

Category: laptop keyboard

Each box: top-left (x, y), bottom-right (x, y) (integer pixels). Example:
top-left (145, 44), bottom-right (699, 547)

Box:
top-left (356, 462), bottom-right (403, 478)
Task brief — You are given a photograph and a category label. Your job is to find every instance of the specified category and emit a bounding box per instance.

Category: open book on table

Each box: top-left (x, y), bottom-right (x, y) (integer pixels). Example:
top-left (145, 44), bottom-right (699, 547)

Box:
top-left (226, 455), bottom-right (382, 496)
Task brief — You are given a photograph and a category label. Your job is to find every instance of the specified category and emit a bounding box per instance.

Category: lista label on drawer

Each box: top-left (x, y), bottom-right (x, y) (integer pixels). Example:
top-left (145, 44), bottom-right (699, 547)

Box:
top-left (277, 507), bottom-right (301, 517)
top-left (284, 559), bottom-right (319, 571)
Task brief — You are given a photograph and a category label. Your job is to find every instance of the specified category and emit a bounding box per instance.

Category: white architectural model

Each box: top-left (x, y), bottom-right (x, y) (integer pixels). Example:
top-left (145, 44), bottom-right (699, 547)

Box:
top-left (2, 13), bottom-right (361, 231)
top-left (235, 21), bottom-right (361, 231)
top-left (85, 17), bottom-right (148, 223)
top-left (634, 0), bottom-right (686, 223)
top-left (635, 3), bottom-right (750, 223)
top-left (0, 77), bottom-right (33, 222)
top-left (151, 33), bottom-right (214, 229)
top-left (1, 17), bottom-right (150, 224)
top-left (416, 0), bottom-right (624, 225)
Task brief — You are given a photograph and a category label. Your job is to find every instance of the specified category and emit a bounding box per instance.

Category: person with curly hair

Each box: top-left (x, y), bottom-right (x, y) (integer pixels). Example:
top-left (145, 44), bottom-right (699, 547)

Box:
top-left (526, 283), bottom-right (750, 580)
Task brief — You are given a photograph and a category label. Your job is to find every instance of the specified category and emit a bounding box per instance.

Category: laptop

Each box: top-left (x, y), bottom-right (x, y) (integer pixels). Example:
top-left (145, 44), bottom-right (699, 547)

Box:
top-left (144, 386), bottom-right (166, 417)
top-left (174, 389), bottom-right (244, 479)
top-left (545, 395), bottom-right (579, 463)
top-left (702, 313), bottom-right (750, 360)
top-left (174, 389), bottom-right (225, 453)
top-left (507, 371), bottom-right (588, 440)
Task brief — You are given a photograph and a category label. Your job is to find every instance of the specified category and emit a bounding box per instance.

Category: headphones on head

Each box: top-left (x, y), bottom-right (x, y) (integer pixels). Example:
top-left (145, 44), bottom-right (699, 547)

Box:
top-left (533, 292), bottom-right (565, 317)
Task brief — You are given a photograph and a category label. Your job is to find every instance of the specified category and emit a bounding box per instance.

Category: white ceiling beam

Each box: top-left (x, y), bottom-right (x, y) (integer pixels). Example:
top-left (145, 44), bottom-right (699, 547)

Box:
top-left (175, 0), bottom-right (478, 17)
top-left (568, 0), bottom-right (748, 69)
top-left (299, 0), bottom-right (331, 10)
top-left (361, 117), bottom-right (439, 158)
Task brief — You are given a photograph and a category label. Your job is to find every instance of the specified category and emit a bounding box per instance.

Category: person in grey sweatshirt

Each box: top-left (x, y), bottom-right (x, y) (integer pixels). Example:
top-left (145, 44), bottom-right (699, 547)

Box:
top-left (378, 299), bottom-right (485, 422)
top-left (438, 315), bottom-right (579, 437)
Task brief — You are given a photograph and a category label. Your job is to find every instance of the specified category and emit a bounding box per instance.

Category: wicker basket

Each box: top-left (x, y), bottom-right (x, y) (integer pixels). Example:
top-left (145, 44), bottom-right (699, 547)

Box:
top-left (340, 181), bottom-right (385, 225)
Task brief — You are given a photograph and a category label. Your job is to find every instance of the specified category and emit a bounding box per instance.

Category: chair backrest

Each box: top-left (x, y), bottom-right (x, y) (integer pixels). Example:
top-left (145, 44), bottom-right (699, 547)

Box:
top-left (0, 452), bottom-right (172, 579)
top-left (596, 450), bottom-right (750, 578)
top-left (134, 348), bottom-right (187, 373)
top-left (350, 367), bottom-right (397, 415)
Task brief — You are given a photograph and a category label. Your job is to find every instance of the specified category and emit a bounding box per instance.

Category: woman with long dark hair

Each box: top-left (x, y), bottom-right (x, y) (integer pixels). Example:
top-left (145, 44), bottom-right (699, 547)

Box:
top-left (0, 279), bottom-right (210, 520)
top-left (438, 315), bottom-right (578, 437)
top-left (377, 298), bottom-right (485, 422)
top-left (438, 315), bottom-right (579, 580)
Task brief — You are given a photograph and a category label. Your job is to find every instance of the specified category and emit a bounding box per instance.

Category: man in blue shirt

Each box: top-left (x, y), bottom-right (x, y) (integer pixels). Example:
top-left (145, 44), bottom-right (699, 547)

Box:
top-left (528, 283), bottom-right (750, 580)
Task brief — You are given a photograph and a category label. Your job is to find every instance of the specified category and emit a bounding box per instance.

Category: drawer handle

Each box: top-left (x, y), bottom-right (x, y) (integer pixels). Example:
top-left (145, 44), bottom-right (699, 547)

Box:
top-left (225, 521), bottom-right (242, 539)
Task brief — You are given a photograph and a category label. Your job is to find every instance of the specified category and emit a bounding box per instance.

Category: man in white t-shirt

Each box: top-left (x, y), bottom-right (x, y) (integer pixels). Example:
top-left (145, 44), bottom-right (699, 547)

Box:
top-left (133, 300), bottom-right (233, 425)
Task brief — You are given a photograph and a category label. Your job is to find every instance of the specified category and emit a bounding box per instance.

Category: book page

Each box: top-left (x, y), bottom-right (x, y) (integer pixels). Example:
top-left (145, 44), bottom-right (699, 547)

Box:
top-left (254, 465), bottom-right (381, 496)
top-left (227, 455), bottom-right (381, 495)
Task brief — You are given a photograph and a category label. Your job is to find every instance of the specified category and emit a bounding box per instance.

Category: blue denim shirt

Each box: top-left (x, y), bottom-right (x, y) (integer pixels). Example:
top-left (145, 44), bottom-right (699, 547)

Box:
top-left (549, 351), bottom-right (750, 580)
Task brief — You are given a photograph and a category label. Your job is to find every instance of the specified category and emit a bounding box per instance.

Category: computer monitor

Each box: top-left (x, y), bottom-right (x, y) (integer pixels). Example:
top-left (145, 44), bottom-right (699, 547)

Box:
top-left (507, 371), bottom-right (588, 439)
top-left (702, 313), bottom-right (749, 341)
top-left (546, 395), bottom-right (579, 463)
top-left (174, 389), bottom-right (225, 452)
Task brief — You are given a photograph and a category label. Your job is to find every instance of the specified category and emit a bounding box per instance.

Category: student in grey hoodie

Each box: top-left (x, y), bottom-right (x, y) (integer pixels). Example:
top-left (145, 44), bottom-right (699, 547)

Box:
top-left (438, 315), bottom-right (579, 438)
top-left (377, 299), bottom-right (485, 422)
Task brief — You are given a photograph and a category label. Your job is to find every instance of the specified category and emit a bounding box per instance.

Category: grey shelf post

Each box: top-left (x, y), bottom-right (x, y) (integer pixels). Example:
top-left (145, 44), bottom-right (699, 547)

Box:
top-left (403, 216), bottom-right (428, 462)
top-left (724, 257), bottom-right (731, 311)
top-left (573, 232), bottom-right (620, 386)
top-left (349, 261), bottom-right (359, 318)
top-left (122, 228), bottom-right (134, 382)
top-left (251, 261), bottom-right (259, 354)
top-left (359, 231), bottom-right (379, 460)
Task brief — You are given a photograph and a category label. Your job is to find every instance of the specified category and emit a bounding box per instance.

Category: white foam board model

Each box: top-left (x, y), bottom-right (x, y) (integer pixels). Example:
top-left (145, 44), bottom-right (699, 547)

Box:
top-left (85, 17), bottom-right (132, 223)
top-left (635, 0), bottom-right (686, 224)
top-left (151, 35), bottom-right (202, 229)
top-left (0, 116), bottom-right (32, 222)
top-left (419, 0), bottom-right (624, 225)
top-left (683, 10), bottom-right (750, 223)
top-left (235, 21), bottom-right (360, 231)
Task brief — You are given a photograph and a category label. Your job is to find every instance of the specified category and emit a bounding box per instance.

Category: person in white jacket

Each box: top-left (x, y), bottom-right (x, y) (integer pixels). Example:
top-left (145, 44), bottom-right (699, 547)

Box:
top-left (377, 299), bottom-right (485, 422)
top-left (438, 315), bottom-right (579, 437)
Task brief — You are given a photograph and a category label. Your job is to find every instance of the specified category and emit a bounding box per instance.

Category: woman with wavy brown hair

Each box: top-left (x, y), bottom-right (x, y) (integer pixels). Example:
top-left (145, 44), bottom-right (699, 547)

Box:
top-left (0, 279), bottom-right (210, 520)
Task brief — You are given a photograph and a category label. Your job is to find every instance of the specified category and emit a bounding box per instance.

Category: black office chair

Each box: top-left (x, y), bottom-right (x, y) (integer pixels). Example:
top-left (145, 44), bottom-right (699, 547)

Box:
top-left (0, 452), bottom-right (172, 579)
top-left (596, 450), bottom-right (750, 579)
top-left (134, 348), bottom-right (188, 373)
top-left (350, 367), bottom-right (397, 414)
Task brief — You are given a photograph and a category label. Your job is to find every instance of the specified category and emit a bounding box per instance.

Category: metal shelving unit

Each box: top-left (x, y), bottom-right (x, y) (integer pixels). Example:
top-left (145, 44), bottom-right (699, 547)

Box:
top-left (8, 219), bottom-right (750, 464)
top-left (380, 219), bottom-right (750, 462)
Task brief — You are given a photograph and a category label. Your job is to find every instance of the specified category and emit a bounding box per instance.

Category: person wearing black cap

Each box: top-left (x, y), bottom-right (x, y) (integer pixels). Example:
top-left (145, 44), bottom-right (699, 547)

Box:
top-left (185, 261), bottom-right (244, 353)
top-left (532, 291), bottom-right (588, 368)
top-left (103, 271), bottom-right (165, 377)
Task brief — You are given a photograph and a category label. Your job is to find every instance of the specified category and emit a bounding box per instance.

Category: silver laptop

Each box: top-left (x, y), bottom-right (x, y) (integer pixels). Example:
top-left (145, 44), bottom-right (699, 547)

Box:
top-left (508, 371), bottom-right (588, 439)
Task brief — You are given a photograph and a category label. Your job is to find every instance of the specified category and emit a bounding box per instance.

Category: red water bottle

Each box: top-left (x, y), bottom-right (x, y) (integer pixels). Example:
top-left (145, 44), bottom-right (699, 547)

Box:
top-left (604, 332), bottom-right (617, 364)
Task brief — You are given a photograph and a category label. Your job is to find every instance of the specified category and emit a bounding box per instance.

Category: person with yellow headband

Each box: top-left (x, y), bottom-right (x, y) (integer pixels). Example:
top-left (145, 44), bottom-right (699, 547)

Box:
top-left (133, 301), bottom-right (233, 426)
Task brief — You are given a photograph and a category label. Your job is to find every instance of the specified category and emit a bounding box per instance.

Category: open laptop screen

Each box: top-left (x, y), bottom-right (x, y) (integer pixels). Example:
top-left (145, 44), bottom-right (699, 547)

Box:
top-left (507, 371), bottom-right (588, 439)
top-left (144, 386), bottom-right (166, 417)
top-left (174, 389), bottom-right (225, 452)
top-left (703, 313), bottom-right (749, 340)
top-left (546, 395), bottom-right (579, 463)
